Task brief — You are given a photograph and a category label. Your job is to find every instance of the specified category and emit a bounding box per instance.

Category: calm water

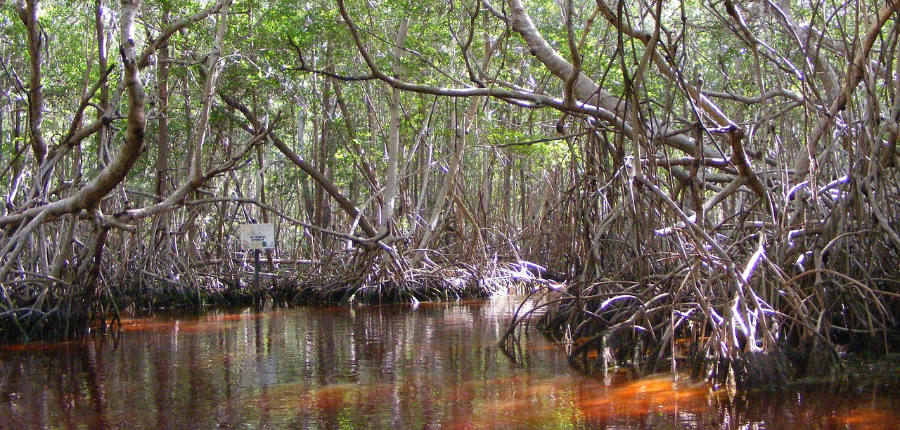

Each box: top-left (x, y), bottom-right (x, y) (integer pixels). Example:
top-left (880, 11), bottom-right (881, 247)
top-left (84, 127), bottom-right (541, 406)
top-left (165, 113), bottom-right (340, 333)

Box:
top-left (1, 296), bottom-right (897, 429)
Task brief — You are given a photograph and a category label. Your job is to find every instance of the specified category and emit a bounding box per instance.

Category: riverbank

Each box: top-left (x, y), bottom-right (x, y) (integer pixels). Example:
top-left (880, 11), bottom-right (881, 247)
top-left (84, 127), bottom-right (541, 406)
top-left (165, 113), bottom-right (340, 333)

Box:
top-left (0, 260), bottom-right (545, 343)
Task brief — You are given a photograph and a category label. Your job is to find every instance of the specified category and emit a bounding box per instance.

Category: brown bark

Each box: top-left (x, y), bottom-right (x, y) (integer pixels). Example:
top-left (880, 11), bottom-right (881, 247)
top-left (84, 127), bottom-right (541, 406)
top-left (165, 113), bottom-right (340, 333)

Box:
top-left (5, 103), bottom-right (24, 212)
top-left (95, 0), bottom-right (110, 166)
top-left (0, 0), bottom-right (145, 228)
top-left (16, 0), bottom-right (47, 166)
top-left (151, 7), bottom-right (172, 254)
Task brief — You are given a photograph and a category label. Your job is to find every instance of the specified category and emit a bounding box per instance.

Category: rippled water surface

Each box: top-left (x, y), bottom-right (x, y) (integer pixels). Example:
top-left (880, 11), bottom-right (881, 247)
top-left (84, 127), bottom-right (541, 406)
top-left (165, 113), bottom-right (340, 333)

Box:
top-left (1, 296), bottom-right (897, 429)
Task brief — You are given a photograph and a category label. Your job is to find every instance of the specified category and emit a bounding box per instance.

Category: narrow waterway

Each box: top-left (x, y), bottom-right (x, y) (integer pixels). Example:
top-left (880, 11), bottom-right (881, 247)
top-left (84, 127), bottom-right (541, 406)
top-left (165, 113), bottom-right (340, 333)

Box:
top-left (1, 296), bottom-right (897, 429)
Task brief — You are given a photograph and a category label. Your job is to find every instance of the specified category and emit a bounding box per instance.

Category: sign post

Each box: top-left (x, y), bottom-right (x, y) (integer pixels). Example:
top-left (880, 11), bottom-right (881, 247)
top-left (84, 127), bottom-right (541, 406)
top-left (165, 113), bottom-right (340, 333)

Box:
top-left (254, 249), bottom-right (260, 289)
top-left (239, 223), bottom-right (275, 290)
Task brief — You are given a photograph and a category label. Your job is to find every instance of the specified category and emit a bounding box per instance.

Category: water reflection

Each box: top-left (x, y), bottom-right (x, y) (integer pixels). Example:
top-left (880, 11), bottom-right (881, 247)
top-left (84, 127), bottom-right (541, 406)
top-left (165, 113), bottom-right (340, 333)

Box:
top-left (0, 297), bottom-right (897, 429)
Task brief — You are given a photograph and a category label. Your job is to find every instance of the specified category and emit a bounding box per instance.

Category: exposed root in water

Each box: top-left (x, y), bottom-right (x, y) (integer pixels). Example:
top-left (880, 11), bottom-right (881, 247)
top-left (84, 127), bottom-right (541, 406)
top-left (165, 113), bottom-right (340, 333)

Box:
top-left (501, 136), bottom-right (900, 390)
top-left (502, 265), bottom-right (898, 390)
top-left (0, 249), bottom-right (547, 342)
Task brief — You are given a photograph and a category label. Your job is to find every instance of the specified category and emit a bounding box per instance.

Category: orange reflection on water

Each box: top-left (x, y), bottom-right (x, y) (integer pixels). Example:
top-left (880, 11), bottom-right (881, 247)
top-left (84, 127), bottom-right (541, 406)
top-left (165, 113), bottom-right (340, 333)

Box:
top-left (0, 340), bottom-right (86, 353)
top-left (116, 309), bottom-right (287, 332)
top-left (118, 318), bottom-right (242, 333)
top-left (576, 374), bottom-right (713, 420)
top-left (118, 320), bottom-right (178, 331)
top-left (838, 408), bottom-right (900, 429)
top-left (395, 370), bottom-right (718, 428)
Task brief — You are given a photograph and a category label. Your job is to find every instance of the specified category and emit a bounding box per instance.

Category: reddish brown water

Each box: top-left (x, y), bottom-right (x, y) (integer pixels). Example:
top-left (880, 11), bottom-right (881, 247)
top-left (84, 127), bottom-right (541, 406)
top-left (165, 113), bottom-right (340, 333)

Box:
top-left (1, 297), bottom-right (897, 429)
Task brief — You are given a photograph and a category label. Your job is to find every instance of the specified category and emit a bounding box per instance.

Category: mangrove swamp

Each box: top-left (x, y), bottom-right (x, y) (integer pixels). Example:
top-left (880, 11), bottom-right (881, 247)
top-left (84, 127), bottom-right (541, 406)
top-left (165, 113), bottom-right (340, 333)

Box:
top-left (1, 0), bottom-right (899, 425)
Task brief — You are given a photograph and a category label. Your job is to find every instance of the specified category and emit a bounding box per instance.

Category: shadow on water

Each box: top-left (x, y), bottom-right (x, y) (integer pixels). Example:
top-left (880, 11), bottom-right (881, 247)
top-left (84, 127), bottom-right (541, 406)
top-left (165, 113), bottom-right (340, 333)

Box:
top-left (1, 296), bottom-right (898, 429)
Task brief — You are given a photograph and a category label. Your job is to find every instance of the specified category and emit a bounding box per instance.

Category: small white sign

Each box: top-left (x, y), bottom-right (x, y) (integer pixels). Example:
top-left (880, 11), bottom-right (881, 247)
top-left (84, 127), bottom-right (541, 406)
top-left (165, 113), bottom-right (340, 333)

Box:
top-left (239, 223), bottom-right (275, 250)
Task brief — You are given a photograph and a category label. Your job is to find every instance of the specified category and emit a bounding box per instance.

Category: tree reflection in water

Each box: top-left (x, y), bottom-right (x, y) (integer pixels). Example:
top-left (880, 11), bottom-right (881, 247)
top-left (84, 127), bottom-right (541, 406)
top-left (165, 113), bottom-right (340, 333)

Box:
top-left (1, 297), bottom-right (897, 429)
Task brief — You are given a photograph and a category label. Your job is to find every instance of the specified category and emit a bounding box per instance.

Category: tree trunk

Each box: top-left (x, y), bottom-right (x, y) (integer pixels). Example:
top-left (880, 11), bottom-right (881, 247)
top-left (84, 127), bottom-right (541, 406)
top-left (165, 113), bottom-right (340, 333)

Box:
top-left (95, 0), bottom-right (110, 166)
top-left (380, 17), bottom-right (410, 232)
top-left (17, 0), bottom-right (47, 168)
top-left (152, 7), bottom-right (172, 257)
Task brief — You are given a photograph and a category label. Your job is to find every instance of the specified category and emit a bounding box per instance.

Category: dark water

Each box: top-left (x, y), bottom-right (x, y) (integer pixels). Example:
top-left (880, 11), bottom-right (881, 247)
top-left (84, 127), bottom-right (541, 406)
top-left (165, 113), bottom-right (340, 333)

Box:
top-left (1, 297), bottom-right (897, 429)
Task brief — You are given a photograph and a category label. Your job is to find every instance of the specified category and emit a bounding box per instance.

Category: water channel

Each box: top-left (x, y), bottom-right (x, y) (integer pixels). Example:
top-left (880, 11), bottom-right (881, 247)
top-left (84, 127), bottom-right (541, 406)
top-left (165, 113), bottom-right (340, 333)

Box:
top-left (1, 296), bottom-right (897, 429)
